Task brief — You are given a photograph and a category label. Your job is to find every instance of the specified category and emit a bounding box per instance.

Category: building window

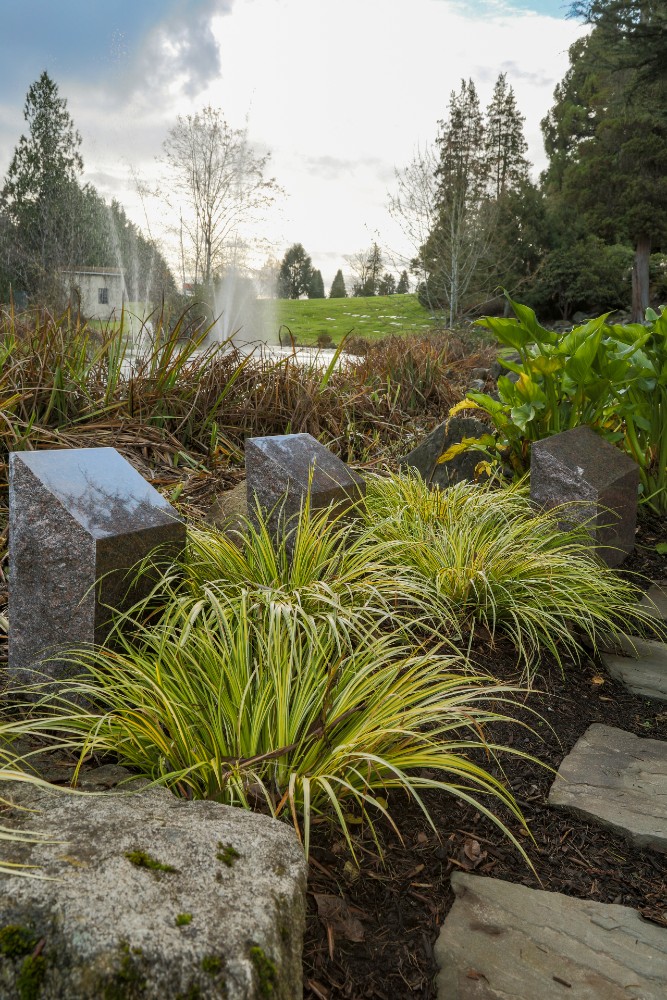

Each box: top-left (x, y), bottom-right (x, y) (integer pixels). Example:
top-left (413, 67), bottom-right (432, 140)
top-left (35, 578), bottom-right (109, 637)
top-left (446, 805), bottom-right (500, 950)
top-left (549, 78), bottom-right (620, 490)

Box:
top-left (98, 287), bottom-right (109, 305)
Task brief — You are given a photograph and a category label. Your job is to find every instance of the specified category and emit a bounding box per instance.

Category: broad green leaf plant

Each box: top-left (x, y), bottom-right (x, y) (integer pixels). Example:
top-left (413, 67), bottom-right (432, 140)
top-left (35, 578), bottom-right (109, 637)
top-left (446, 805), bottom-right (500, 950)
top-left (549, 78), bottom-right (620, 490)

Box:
top-left (445, 297), bottom-right (667, 512)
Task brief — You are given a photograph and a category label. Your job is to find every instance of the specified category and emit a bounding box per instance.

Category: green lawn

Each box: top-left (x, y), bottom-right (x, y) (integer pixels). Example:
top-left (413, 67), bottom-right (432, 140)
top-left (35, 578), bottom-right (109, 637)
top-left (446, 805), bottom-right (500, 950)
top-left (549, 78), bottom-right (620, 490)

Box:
top-left (258, 294), bottom-right (444, 345)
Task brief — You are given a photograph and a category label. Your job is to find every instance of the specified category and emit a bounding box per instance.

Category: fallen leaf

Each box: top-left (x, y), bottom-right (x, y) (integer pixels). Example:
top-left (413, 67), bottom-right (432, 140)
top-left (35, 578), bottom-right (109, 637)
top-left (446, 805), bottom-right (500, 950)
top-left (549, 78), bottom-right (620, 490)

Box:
top-left (313, 893), bottom-right (365, 944)
top-left (591, 675), bottom-right (605, 686)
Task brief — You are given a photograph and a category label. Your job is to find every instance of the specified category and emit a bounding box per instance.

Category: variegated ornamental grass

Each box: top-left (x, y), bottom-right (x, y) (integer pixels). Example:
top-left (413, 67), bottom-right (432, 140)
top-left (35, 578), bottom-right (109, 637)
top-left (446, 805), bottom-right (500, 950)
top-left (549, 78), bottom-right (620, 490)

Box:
top-left (361, 473), bottom-right (656, 678)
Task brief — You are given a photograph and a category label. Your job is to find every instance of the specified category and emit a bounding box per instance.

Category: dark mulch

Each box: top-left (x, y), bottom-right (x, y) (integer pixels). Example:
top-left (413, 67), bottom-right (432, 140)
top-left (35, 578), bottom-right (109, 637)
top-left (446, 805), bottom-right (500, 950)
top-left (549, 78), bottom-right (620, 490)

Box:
top-left (303, 509), bottom-right (667, 1000)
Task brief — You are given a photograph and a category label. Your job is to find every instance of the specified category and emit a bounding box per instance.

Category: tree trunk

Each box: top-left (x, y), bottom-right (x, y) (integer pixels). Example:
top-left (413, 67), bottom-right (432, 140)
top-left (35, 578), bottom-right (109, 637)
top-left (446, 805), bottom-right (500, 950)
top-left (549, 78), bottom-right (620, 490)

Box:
top-left (631, 234), bottom-right (651, 322)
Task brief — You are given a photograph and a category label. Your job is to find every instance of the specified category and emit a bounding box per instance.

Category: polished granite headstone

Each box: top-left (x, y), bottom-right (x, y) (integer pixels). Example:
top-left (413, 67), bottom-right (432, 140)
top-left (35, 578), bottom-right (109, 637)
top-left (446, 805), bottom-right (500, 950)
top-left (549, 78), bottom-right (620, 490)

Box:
top-left (9, 447), bottom-right (185, 685)
top-left (245, 434), bottom-right (365, 546)
top-left (530, 426), bottom-right (638, 567)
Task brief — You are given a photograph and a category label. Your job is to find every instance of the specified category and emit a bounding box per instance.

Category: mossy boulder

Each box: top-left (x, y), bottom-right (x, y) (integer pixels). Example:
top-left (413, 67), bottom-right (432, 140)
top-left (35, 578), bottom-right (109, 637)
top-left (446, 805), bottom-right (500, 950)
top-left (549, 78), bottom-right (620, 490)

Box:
top-left (0, 768), bottom-right (306, 999)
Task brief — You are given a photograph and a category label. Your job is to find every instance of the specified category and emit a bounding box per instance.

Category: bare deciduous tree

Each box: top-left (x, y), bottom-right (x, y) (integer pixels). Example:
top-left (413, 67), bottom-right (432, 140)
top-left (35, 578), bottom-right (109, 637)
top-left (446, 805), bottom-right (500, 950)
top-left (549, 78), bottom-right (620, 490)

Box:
top-left (161, 107), bottom-right (280, 288)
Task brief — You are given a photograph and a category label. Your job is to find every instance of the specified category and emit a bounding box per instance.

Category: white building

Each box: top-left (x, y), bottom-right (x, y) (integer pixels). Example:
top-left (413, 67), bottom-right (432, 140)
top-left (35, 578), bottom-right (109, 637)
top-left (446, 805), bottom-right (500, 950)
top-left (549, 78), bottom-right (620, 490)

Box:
top-left (63, 267), bottom-right (126, 320)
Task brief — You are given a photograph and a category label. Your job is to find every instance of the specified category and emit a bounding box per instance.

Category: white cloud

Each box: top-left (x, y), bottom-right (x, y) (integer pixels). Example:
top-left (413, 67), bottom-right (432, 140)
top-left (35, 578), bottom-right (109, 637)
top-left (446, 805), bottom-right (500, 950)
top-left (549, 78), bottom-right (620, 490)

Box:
top-left (1, 0), bottom-right (585, 287)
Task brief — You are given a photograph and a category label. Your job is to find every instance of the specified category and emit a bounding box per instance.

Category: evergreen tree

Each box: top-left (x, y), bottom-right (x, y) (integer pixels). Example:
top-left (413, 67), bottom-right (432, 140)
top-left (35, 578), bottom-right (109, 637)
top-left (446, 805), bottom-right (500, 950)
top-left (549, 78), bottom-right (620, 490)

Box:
top-left (542, 8), bottom-right (667, 319)
top-left (1, 71), bottom-right (84, 296)
top-left (485, 73), bottom-right (530, 200)
top-left (378, 272), bottom-right (397, 295)
top-left (350, 242), bottom-right (384, 296)
top-left (277, 243), bottom-right (312, 298)
top-left (308, 268), bottom-right (325, 298)
top-left (396, 270), bottom-right (410, 294)
top-left (329, 269), bottom-right (347, 298)
top-left (418, 79), bottom-right (492, 324)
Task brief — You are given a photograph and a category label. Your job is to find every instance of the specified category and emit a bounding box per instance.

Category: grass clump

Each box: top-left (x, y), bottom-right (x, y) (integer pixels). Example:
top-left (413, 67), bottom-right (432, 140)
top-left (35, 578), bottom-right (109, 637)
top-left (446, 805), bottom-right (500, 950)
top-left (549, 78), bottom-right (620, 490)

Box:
top-left (13, 503), bottom-right (534, 862)
top-left (362, 472), bottom-right (655, 677)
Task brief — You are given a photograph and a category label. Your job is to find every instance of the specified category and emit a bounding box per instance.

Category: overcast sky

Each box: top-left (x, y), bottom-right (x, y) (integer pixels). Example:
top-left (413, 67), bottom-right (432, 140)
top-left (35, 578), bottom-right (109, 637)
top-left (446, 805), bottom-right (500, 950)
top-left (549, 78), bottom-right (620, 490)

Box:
top-left (0, 0), bottom-right (585, 288)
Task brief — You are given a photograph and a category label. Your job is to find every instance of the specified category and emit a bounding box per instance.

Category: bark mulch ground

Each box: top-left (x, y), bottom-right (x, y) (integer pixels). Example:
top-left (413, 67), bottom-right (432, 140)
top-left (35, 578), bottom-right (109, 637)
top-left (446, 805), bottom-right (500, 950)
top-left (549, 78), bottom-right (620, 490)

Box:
top-left (302, 511), bottom-right (667, 1000)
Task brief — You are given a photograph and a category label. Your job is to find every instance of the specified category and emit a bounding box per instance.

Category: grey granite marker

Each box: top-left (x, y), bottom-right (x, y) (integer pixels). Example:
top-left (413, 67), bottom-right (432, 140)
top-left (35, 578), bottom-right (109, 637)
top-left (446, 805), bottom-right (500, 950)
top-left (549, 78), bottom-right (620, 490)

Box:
top-left (530, 425), bottom-right (639, 566)
top-left (400, 415), bottom-right (490, 488)
top-left (245, 433), bottom-right (365, 546)
top-left (9, 447), bottom-right (185, 686)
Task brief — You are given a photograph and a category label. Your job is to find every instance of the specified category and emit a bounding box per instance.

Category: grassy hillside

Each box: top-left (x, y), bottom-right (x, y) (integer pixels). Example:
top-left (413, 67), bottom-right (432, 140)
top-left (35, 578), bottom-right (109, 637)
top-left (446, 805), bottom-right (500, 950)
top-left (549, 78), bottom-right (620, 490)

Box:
top-left (259, 293), bottom-right (443, 345)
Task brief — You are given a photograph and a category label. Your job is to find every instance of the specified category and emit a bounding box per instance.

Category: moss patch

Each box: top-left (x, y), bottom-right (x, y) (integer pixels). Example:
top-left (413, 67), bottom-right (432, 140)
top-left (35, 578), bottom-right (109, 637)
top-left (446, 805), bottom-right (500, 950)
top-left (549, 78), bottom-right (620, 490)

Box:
top-left (124, 850), bottom-right (177, 874)
top-left (249, 946), bottom-right (278, 998)
top-left (102, 940), bottom-right (147, 999)
top-left (0, 925), bottom-right (37, 959)
top-left (17, 954), bottom-right (47, 1000)
top-left (175, 913), bottom-right (192, 927)
top-left (200, 954), bottom-right (225, 976)
top-left (216, 842), bottom-right (240, 868)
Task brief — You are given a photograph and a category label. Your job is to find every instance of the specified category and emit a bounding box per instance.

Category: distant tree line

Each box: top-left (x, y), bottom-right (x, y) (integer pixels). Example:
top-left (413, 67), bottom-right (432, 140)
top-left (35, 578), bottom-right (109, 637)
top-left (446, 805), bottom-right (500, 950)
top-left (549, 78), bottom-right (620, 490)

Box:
top-left (390, 0), bottom-right (667, 322)
top-left (275, 240), bottom-right (410, 300)
top-left (0, 72), bottom-right (175, 309)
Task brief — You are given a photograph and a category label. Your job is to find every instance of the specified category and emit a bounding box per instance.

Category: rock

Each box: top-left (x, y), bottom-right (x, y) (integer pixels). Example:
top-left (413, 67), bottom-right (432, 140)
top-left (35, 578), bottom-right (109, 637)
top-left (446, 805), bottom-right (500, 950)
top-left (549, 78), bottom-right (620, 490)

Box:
top-left (530, 426), bottom-right (639, 567)
top-left (8, 448), bottom-right (185, 687)
top-left (466, 379), bottom-right (486, 393)
top-left (551, 320), bottom-right (572, 332)
top-left (0, 772), bottom-right (307, 999)
top-left (245, 434), bottom-right (364, 547)
top-left (470, 367), bottom-right (489, 382)
top-left (490, 350), bottom-right (521, 383)
top-left (601, 637), bottom-right (667, 701)
top-left (572, 311), bottom-right (593, 324)
top-left (400, 416), bottom-right (490, 489)
top-left (206, 480), bottom-right (249, 541)
top-left (548, 723), bottom-right (667, 852)
top-left (638, 582), bottom-right (667, 622)
top-left (435, 872), bottom-right (667, 999)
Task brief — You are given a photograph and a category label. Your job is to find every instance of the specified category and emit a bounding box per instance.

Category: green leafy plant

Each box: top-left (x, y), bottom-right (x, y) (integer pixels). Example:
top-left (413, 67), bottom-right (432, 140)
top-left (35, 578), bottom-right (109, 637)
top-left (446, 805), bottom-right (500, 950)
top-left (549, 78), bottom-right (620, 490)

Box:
top-left (361, 472), bottom-right (655, 677)
top-left (444, 298), bottom-right (667, 512)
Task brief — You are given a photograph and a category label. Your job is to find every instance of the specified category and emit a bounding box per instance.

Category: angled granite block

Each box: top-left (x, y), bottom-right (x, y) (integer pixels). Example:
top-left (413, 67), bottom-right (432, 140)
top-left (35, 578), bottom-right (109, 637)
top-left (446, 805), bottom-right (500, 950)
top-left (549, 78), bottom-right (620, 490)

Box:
top-left (245, 434), bottom-right (364, 544)
top-left (9, 447), bottom-right (185, 685)
top-left (530, 425), bottom-right (639, 566)
top-left (400, 415), bottom-right (489, 489)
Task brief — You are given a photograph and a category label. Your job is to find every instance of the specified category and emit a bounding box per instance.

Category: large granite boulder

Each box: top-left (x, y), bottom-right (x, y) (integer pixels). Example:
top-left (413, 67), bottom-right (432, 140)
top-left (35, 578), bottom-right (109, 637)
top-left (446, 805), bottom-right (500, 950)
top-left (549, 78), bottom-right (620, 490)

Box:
top-left (9, 448), bottom-right (185, 686)
top-left (530, 426), bottom-right (639, 567)
top-left (0, 769), bottom-right (307, 999)
top-left (399, 415), bottom-right (490, 489)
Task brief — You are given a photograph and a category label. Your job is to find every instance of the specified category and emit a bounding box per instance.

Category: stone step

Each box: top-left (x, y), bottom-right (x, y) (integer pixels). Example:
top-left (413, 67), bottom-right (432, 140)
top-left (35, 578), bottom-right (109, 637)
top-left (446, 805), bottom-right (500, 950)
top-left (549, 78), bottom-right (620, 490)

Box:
top-left (548, 723), bottom-right (667, 853)
top-left (435, 872), bottom-right (667, 1000)
top-left (601, 637), bottom-right (667, 701)
top-left (638, 582), bottom-right (667, 622)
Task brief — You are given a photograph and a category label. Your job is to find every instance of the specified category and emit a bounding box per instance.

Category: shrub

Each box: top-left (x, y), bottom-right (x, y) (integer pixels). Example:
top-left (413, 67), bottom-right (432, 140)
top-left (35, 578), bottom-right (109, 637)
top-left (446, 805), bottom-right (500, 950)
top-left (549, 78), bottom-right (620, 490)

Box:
top-left (452, 298), bottom-right (667, 512)
top-left (361, 473), bottom-right (654, 677)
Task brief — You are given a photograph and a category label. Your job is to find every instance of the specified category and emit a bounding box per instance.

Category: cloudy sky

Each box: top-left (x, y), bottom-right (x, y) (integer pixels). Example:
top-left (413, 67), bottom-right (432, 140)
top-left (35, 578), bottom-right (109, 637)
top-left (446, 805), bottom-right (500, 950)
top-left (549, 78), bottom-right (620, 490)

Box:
top-left (0, 0), bottom-right (585, 287)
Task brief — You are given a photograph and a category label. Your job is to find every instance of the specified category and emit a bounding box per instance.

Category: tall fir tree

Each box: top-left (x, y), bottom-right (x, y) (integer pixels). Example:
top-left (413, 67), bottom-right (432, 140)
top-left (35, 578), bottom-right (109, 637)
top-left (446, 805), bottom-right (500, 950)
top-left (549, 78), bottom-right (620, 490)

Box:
top-left (329, 269), bottom-right (347, 298)
top-left (542, 6), bottom-right (667, 319)
top-left (1, 71), bottom-right (84, 296)
top-left (396, 270), bottom-right (410, 294)
top-left (485, 73), bottom-right (530, 200)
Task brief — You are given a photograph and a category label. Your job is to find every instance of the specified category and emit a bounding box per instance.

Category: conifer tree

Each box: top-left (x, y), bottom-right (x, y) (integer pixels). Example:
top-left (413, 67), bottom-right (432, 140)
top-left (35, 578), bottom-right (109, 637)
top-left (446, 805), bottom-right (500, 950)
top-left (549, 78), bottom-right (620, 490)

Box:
top-left (485, 73), bottom-right (529, 200)
top-left (378, 272), bottom-right (396, 295)
top-left (1, 71), bottom-right (84, 295)
top-left (308, 268), bottom-right (325, 298)
top-left (329, 269), bottom-right (347, 297)
top-left (396, 270), bottom-right (410, 294)
top-left (542, 6), bottom-right (667, 319)
top-left (277, 243), bottom-right (312, 298)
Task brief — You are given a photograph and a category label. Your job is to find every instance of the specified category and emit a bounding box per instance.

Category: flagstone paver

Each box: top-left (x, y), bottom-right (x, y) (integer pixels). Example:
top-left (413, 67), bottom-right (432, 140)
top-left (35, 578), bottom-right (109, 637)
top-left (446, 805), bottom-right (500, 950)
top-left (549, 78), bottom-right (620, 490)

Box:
top-left (548, 723), bottom-right (667, 853)
top-left (638, 582), bottom-right (667, 622)
top-left (601, 637), bottom-right (667, 701)
top-left (435, 872), bottom-right (667, 1000)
